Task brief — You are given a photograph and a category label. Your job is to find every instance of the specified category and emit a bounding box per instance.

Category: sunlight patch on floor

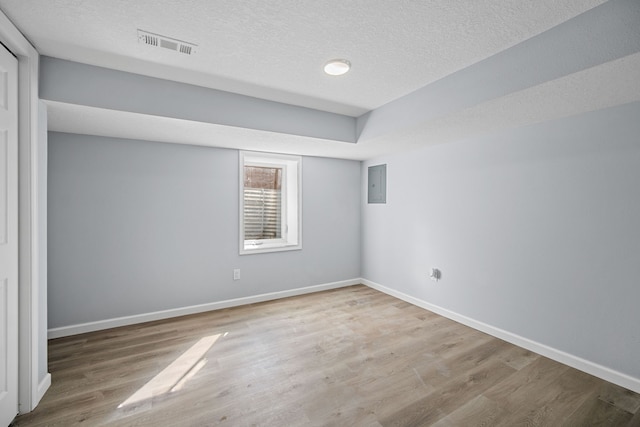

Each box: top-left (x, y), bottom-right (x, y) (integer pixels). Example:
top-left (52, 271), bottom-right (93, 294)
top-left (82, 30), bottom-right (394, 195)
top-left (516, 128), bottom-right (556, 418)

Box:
top-left (118, 333), bottom-right (222, 409)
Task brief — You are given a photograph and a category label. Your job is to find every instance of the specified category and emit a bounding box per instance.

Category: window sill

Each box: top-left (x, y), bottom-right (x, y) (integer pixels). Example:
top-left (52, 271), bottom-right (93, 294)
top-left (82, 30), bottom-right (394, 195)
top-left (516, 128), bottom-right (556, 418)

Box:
top-left (240, 241), bottom-right (302, 255)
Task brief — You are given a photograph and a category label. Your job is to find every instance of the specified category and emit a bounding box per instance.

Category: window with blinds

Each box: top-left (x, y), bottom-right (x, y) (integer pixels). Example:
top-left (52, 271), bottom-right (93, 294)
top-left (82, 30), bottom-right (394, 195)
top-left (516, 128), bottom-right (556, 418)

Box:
top-left (243, 166), bottom-right (282, 240)
top-left (239, 151), bottom-right (301, 255)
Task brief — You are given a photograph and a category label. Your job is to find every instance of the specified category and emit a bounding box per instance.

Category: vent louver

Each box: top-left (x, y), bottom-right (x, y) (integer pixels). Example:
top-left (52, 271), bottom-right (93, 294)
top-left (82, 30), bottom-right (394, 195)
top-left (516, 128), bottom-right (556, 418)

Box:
top-left (137, 30), bottom-right (197, 55)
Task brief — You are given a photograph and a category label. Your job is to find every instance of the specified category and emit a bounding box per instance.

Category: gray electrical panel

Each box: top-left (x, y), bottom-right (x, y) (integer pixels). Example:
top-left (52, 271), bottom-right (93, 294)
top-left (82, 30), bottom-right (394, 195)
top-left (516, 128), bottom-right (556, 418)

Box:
top-left (368, 164), bottom-right (386, 204)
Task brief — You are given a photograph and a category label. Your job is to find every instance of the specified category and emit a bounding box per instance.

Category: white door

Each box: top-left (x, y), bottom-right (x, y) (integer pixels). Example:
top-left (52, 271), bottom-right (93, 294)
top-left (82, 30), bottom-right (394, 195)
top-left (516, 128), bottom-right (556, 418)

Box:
top-left (0, 43), bottom-right (19, 426)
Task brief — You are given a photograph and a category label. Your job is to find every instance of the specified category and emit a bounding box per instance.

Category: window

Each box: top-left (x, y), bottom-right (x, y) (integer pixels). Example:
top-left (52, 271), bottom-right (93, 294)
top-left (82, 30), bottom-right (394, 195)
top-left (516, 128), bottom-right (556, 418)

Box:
top-left (239, 151), bottom-right (301, 254)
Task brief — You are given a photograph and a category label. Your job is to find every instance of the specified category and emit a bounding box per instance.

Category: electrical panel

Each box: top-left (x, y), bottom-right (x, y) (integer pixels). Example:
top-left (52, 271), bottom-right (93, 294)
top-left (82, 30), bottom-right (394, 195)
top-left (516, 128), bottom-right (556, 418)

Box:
top-left (368, 164), bottom-right (386, 204)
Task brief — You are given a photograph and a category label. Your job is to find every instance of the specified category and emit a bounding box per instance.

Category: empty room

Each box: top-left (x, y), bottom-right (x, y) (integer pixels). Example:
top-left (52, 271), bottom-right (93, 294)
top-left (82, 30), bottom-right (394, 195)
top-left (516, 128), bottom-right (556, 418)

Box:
top-left (1, 0), bottom-right (640, 426)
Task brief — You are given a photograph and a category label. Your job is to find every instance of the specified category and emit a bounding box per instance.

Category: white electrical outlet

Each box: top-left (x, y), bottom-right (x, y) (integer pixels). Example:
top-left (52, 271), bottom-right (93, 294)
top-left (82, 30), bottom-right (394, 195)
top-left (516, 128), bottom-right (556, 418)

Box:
top-left (233, 269), bottom-right (241, 280)
top-left (429, 268), bottom-right (441, 281)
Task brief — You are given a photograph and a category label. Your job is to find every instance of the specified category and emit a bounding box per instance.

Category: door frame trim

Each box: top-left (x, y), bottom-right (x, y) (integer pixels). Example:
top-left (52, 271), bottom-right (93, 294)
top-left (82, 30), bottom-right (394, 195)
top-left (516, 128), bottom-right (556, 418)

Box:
top-left (0, 9), bottom-right (48, 413)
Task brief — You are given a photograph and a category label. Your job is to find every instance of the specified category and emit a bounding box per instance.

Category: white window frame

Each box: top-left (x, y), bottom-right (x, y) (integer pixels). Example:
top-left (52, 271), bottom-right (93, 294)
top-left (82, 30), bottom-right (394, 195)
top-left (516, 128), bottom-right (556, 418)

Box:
top-left (239, 151), bottom-right (302, 255)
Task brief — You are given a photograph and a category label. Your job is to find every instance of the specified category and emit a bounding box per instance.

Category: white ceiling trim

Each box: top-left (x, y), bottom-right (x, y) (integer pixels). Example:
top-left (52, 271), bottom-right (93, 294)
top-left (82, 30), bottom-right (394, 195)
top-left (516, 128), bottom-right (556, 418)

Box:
top-left (44, 101), bottom-right (364, 160)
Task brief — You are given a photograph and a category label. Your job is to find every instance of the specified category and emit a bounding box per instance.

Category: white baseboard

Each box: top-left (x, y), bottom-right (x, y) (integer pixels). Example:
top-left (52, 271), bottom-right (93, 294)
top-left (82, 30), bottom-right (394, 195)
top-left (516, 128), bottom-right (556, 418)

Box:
top-left (20, 373), bottom-right (51, 415)
top-left (36, 373), bottom-right (51, 407)
top-left (362, 278), bottom-right (640, 394)
top-left (48, 278), bottom-right (360, 339)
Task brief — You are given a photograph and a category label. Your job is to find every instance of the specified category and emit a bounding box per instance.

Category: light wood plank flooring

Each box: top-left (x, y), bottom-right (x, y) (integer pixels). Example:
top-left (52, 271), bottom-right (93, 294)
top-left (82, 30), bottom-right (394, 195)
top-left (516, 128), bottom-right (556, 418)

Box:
top-left (12, 285), bottom-right (640, 426)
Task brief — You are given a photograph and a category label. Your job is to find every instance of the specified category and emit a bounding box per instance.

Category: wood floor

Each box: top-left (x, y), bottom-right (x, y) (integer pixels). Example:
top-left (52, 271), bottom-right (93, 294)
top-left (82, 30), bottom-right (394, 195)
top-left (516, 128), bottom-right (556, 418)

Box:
top-left (12, 285), bottom-right (640, 426)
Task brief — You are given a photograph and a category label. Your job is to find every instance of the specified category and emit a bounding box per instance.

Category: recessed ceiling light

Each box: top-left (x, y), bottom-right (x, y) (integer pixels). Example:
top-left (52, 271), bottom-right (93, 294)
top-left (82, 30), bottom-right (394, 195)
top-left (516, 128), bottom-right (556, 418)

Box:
top-left (324, 59), bottom-right (351, 76)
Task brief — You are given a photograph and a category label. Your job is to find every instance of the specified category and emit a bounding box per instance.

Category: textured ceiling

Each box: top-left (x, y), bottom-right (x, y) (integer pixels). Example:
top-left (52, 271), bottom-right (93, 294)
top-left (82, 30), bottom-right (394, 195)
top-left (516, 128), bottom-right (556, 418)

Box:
top-left (0, 0), bottom-right (606, 115)
top-left (1, 0), bottom-right (639, 160)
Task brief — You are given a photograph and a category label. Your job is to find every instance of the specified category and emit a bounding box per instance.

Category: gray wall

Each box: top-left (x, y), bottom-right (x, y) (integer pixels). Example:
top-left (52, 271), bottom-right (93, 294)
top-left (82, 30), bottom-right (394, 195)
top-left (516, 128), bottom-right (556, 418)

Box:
top-left (361, 102), bottom-right (640, 381)
top-left (48, 132), bottom-right (360, 328)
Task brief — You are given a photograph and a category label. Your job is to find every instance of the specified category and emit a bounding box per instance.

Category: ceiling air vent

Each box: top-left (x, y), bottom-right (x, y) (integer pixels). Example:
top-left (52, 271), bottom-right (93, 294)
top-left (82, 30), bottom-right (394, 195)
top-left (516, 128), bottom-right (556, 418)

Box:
top-left (137, 30), bottom-right (197, 55)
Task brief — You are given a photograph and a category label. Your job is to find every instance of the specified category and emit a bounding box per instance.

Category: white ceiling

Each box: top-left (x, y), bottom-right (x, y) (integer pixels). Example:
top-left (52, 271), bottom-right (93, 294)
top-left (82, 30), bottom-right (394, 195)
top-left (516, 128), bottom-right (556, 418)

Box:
top-left (1, 0), bottom-right (638, 160)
